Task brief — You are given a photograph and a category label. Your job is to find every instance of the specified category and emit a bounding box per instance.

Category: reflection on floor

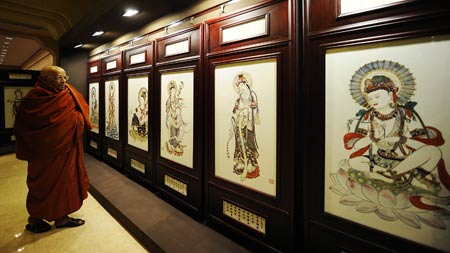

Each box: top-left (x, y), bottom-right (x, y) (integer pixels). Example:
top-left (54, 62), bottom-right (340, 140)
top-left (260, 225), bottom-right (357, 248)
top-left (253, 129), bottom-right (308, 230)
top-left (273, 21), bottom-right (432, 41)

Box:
top-left (0, 153), bottom-right (148, 253)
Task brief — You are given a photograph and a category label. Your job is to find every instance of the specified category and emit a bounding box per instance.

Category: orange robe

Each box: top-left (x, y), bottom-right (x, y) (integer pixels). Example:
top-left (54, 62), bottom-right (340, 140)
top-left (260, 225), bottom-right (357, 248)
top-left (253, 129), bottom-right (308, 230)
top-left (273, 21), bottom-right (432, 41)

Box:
top-left (15, 81), bottom-right (92, 221)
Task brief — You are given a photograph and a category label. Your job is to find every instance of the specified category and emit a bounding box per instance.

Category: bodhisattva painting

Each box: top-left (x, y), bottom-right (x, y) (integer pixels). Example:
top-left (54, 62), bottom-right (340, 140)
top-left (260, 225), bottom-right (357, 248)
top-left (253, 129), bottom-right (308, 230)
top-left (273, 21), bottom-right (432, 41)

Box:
top-left (105, 80), bottom-right (119, 140)
top-left (160, 70), bottom-right (194, 168)
top-left (327, 60), bottom-right (450, 240)
top-left (215, 58), bottom-right (277, 196)
top-left (128, 77), bottom-right (149, 151)
top-left (164, 80), bottom-right (187, 156)
top-left (227, 72), bottom-right (261, 181)
top-left (4, 87), bottom-right (32, 128)
top-left (89, 83), bottom-right (99, 133)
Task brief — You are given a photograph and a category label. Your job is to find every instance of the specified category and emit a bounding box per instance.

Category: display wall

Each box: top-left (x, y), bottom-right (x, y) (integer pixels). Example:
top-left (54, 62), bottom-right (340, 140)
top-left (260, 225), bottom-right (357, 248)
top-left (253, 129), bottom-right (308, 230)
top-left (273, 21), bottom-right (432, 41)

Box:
top-left (85, 0), bottom-right (296, 252)
top-left (302, 1), bottom-right (450, 252)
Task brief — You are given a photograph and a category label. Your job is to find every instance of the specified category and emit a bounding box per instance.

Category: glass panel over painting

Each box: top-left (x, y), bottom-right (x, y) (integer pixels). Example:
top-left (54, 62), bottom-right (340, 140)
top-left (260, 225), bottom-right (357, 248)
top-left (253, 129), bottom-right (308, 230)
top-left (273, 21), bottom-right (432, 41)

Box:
top-left (160, 70), bottom-right (194, 168)
top-left (105, 79), bottom-right (119, 140)
top-left (324, 35), bottom-right (450, 252)
top-left (214, 58), bottom-right (277, 196)
top-left (222, 15), bottom-right (267, 44)
top-left (340, 0), bottom-right (406, 15)
top-left (89, 82), bottom-right (99, 133)
top-left (128, 76), bottom-right (149, 151)
top-left (4, 86), bottom-right (33, 128)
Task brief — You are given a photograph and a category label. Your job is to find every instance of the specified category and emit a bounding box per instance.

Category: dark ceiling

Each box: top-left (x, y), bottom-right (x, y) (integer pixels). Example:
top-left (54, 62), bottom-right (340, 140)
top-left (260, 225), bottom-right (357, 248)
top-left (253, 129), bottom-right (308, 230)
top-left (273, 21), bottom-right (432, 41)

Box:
top-left (0, 0), bottom-right (200, 68)
top-left (59, 0), bottom-right (200, 52)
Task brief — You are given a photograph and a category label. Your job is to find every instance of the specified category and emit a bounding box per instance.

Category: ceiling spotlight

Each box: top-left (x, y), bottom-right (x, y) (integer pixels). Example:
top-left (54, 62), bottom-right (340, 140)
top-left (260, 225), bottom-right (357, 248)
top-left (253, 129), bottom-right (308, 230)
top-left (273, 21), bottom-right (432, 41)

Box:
top-left (74, 44), bottom-right (84, 48)
top-left (92, 31), bottom-right (104, 36)
top-left (123, 9), bottom-right (139, 17)
top-left (5, 36), bottom-right (13, 40)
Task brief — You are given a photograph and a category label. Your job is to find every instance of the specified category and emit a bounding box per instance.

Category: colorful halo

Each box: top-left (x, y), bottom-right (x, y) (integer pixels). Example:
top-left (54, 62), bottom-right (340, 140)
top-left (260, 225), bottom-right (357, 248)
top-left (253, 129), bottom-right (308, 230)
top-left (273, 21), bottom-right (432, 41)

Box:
top-left (350, 60), bottom-right (416, 108)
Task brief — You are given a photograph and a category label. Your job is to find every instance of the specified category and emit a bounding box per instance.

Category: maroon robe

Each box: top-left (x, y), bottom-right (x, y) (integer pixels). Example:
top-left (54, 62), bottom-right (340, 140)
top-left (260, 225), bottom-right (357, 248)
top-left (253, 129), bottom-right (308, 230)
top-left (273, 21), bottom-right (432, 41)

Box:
top-left (15, 80), bottom-right (92, 221)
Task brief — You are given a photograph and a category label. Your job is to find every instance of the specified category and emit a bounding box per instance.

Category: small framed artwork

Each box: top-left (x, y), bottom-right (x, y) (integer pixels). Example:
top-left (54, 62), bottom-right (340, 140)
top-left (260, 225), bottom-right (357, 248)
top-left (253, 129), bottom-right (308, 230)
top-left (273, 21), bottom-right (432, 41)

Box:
top-left (160, 69), bottom-right (194, 169)
top-left (3, 86), bottom-right (33, 128)
top-left (220, 14), bottom-right (269, 45)
top-left (155, 25), bottom-right (201, 65)
top-left (88, 82), bottom-right (99, 133)
top-left (104, 79), bottom-right (120, 140)
top-left (324, 34), bottom-right (450, 251)
top-left (338, 0), bottom-right (414, 17)
top-left (102, 53), bottom-right (122, 75)
top-left (87, 60), bottom-right (101, 78)
top-left (164, 37), bottom-right (190, 57)
top-left (128, 75), bottom-right (149, 151)
top-left (106, 60), bottom-right (117, 70)
top-left (130, 52), bottom-right (146, 65)
top-left (124, 43), bottom-right (153, 71)
top-left (214, 57), bottom-right (277, 197)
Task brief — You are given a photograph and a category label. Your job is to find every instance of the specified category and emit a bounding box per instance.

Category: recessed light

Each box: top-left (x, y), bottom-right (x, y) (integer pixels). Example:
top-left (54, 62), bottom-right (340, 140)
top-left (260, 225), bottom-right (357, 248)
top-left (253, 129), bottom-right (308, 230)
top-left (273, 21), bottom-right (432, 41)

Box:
top-left (123, 9), bottom-right (139, 17)
top-left (5, 37), bottom-right (13, 40)
top-left (92, 31), bottom-right (104, 36)
top-left (74, 44), bottom-right (84, 48)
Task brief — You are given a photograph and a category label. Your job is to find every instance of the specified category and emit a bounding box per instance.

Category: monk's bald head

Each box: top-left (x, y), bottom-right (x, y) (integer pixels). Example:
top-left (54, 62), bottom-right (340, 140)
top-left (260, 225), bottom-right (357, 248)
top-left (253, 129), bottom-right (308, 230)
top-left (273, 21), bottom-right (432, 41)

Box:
top-left (40, 66), bottom-right (68, 91)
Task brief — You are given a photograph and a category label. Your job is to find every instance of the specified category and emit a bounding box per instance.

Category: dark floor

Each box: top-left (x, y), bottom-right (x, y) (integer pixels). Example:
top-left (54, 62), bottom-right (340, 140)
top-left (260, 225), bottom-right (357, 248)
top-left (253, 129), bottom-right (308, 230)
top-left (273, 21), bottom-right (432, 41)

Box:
top-left (84, 154), bottom-right (252, 253)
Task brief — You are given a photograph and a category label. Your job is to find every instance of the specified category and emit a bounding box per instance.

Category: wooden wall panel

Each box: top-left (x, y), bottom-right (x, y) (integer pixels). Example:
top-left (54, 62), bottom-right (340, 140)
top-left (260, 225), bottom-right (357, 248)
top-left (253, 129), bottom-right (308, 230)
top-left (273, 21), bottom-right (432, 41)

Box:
top-left (302, 1), bottom-right (450, 252)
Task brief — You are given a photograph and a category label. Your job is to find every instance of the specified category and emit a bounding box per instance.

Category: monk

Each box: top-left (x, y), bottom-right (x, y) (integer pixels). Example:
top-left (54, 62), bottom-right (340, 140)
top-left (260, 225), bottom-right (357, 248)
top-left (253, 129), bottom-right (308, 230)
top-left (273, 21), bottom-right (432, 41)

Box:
top-left (14, 66), bottom-right (92, 233)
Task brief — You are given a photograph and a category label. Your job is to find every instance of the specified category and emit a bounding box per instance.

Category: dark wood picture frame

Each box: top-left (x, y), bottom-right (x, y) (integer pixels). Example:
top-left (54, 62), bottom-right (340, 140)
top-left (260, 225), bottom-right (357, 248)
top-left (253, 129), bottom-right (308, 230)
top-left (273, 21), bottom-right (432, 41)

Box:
top-left (102, 53), bottom-right (122, 76)
top-left (122, 42), bottom-right (154, 184)
top-left (124, 42), bottom-right (153, 72)
top-left (302, 1), bottom-right (450, 252)
top-left (336, 0), bottom-right (416, 19)
top-left (306, 0), bottom-right (446, 37)
top-left (124, 71), bottom-right (154, 183)
top-left (86, 77), bottom-right (102, 158)
top-left (206, 0), bottom-right (289, 57)
top-left (101, 74), bottom-right (123, 170)
top-left (205, 46), bottom-right (293, 253)
top-left (154, 24), bottom-right (204, 218)
top-left (1, 84), bottom-right (34, 130)
top-left (204, 1), bottom-right (295, 252)
top-left (155, 24), bottom-right (202, 66)
top-left (87, 60), bottom-right (101, 78)
top-left (0, 69), bottom-right (39, 154)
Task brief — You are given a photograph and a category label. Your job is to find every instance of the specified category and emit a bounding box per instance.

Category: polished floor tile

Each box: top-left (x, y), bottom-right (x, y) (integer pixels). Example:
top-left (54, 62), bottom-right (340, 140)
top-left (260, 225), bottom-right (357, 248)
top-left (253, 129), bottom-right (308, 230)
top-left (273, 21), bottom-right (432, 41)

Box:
top-left (0, 153), bottom-right (149, 253)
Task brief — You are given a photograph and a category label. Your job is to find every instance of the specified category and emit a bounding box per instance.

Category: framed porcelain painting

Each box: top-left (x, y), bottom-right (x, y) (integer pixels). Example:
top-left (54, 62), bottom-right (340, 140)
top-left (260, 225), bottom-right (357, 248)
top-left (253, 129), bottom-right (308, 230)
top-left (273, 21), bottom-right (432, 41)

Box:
top-left (127, 75), bottom-right (149, 151)
top-left (3, 86), bottom-right (33, 128)
top-left (338, 0), bottom-right (413, 17)
top-left (324, 34), bottom-right (450, 251)
top-left (88, 82), bottom-right (99, 133)
top-left (214, 57), bottom-right (277, 196)
top-left (160, 69), bottom-right (194, 168)
top-left (105, 79), bottom-right (119, 140)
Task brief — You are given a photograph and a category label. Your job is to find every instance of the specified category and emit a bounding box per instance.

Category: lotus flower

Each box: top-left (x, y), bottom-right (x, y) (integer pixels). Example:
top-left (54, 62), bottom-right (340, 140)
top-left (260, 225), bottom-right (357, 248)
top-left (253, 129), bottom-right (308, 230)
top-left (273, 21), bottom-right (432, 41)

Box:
top-left (329, 160), bottom-right (449, 230)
